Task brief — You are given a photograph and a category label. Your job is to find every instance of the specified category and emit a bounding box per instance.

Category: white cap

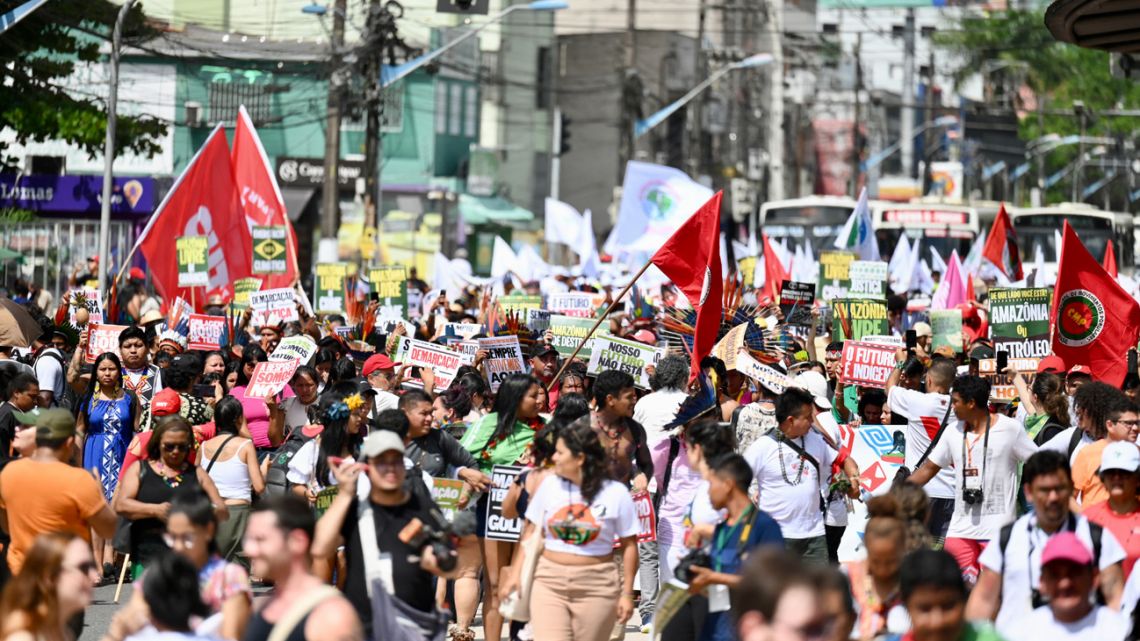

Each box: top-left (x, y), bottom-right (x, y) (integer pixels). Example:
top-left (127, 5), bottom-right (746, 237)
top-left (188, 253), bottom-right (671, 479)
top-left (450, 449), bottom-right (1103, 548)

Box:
top-left (912, 322), bottom-right (933, 338)
top-left (793, 371), bottom-right (832, 410)
top-left (1099, 441), bottom-right (1140, 474)
top-left (361, 430), bottom-right (406, 459)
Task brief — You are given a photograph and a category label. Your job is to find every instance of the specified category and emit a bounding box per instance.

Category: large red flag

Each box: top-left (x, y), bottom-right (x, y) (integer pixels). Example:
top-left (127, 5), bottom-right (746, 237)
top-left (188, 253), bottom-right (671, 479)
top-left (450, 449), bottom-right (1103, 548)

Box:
top-left (651, 192), bottom-right (724, 378)
top-left (134, 125), bottom-right (253, 305)
top-left (1052, 222), bottom-right (1140, 386)
top-left (232, 106), bottom-right (299, 288)
top-left (1104, 239), bottom-right (1119, 278)
top-left (982, 204), bottom-right (1024, 281)
top-left (762, 232), bottom-right (789, 303)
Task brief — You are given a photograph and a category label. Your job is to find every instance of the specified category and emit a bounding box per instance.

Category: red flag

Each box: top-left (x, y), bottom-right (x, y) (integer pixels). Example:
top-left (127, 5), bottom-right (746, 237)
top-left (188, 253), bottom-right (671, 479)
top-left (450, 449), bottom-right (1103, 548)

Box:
top-left (982, 204), bottom-right (1024, 281)
top-left (1104, 238), bottom-right (1119, 278)
top-left (762, 233), bottom-right (790, 303)
top-left (1051, 222), bottom-right (1140, 386)
top-left (232, 106), bottom-right (300, 289)
top-left (134, 126), bottom-right (253, 305)
top-left (651, 192), bottom-right (723, 378)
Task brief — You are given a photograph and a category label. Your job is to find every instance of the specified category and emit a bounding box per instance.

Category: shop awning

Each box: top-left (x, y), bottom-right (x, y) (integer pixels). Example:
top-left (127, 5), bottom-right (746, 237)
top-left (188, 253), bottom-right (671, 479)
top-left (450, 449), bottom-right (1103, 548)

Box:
top-left (458, 194), bottom-right (535, 226)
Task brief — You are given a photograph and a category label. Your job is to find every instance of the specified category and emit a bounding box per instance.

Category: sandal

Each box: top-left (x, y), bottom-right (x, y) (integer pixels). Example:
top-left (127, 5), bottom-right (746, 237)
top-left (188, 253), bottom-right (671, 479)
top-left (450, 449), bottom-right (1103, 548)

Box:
top-left (452, 628), bottom-right (475, 641)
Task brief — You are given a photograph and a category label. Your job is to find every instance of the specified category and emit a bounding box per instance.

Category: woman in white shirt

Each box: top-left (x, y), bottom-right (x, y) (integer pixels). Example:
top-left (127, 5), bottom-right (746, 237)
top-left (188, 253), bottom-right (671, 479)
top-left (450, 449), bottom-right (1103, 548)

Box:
top-left (502, 418), bottom-right (640, 641)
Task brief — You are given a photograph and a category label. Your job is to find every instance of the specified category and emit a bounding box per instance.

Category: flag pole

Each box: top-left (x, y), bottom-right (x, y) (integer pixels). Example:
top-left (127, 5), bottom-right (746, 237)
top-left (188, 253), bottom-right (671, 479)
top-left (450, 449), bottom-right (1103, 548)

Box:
top-left (546, 258), bottom-right (655, 392)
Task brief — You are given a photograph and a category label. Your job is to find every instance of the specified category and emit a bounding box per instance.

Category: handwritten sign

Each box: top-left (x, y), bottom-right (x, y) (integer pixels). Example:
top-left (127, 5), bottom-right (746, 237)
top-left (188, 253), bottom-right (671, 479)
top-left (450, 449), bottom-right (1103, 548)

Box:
top-left (478, 335), bottom-right (527, 393)
top-left (85, 323), bottom-right (127, 363)
top-left (187, 314), bottom-right (225, 351)
top-left (246, 360), bottom-right (301, 398)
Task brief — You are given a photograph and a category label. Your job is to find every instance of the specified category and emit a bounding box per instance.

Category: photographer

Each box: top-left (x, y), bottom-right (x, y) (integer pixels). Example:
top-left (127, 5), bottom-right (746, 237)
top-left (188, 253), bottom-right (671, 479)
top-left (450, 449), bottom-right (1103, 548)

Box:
top-left (312, 430), bottom-right (460, 639)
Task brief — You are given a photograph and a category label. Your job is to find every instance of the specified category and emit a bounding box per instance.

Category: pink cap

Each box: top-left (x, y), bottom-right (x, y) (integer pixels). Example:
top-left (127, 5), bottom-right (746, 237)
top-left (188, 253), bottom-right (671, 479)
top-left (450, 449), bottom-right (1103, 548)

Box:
top-left (1041, 531), bottom-right (1093, 567)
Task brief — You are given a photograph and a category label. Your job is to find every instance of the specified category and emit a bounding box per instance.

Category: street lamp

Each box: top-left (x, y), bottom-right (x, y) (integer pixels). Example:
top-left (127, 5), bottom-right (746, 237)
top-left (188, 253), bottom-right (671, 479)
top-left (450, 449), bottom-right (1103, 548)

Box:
top-left (380, 0), bottom-right (568, 88)
top-left (301, 1), bottom-right (327, 15)
top-left (633, 54), bottom-right (773, 138)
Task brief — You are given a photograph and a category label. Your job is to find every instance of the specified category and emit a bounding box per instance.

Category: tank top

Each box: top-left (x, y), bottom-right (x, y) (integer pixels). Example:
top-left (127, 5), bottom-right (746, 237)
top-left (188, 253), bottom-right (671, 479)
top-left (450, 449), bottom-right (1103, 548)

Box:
top-left (131, 461), bottom-right (202, 560)
top-left (208, 440), bottom-right (253, 502)
top-left (242, 608), bottom-right (310, 641)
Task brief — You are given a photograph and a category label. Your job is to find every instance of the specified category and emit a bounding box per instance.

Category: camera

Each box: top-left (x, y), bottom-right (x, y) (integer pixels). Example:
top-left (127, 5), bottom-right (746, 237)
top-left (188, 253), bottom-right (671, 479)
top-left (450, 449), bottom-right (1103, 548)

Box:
top-left (674, 548), bottom-right (712, 583)
top-left (402, 510), bottom-right (477, 573)
top-left (962, 488), bottom-right (984, 505)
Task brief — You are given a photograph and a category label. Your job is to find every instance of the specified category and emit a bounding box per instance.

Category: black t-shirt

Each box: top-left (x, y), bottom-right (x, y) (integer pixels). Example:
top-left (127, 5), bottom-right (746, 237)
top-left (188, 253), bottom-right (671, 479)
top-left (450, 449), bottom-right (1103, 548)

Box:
top-left (0, 403), bottom-right (17, 471)
top-left (340, 487), bottom-right (446, 623)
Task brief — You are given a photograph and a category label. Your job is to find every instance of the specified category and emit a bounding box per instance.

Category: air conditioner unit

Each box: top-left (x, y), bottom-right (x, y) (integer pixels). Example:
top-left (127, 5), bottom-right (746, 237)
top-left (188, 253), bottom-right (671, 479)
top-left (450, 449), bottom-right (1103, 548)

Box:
top-left (184, 101), bottom-right (204, 127)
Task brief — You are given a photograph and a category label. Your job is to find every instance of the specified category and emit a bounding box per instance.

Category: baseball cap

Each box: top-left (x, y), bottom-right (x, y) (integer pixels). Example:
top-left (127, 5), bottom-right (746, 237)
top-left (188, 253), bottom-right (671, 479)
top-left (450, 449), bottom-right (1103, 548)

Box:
top-left (151, 388), bottom-right (182, 417)
top-left (13, 408), bottom-right (76, 441)
top-left (912, 322), bottom-right (933, 338)
top-left (529, 343), bottom-right (559, 359)
top-left (1037, 355), bottom-right (1066, 374)
top-left (361, 430), bottom-right (406, 459)
top-left (969, 344), bottom-right (996, 360)
top-left (1069, 364), bottom-right (1092, 378)
top-left (350, 377), bottom-right (378, 397)
top-left (793, 371), bottom-right (831, 410)
top-left (129, 267), bottom-right (147, 282)
top-left (1099, 441), bottom-right (1140, 475)
top-left (1041, 531), bottom-right (1093, 567)
top-left (631, 329), bottom-right (657, 346)
top-left (362, 354), bottom-right (399, 377)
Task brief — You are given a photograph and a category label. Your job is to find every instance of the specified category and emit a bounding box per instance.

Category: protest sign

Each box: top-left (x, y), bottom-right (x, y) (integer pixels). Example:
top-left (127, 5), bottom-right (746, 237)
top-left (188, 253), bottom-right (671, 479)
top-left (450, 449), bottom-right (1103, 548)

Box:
top-left (407, 289), bottom-right (424, 320)
top-left (988, 287), bottom-right (1052, 358)
top-left (738, 256), bottom-right (757, 288)
top-left (848, 261), bottom-right (889, 299)
top-left (251, 226), bottom-right (288, 274)
top-left (456, 340), bottom-right (480, 360)
top-left (187, 314), bottom-right (226, 351)
top-left (445, 323), bottom-right (483, 339)
top-left (832, 299), bottom-right (889, 341)
top-left (737, 352), bottom-right (792, 394)
top-left (499, 293), bottom-right (542, 316)
top-left (486, 465), bottom-right (525, 542)
top-left (231, 278), bottom-right (262, 311)
top-left (313, 487), bottom-right (339, 517)
top-left (527, 309), bottom-right (551, 334)
top-left (978, 357), bottom-right (1041, 402)
top-left (391, 336), bottom-right (473, 391)
top-left (246, 360), bottom-right (301, 398)
top-left (713, 323), bottom-right (748, 371)
top-left (779, 281), bottom-right (815, 326)
top-left (249, 288), bottom-right (298, 324)
top-left (631, 491), bottom-right (657, 543)
top-left (549, 315), bottom-right (597, 360)
top-left (930, 309), bottom-right (963, 352)
top-left (478, 335), bottom-right (527, 392)
top-left (549, 292), bottom-right (597, 318)
top-left (839, 341), bottom-right (897, 388)
top-left (68, 289), bottom-right (103, 325)
top-left (651, 581), bottom-right (692, 640)
top-left (176, 236), bottom-right (209, 287)
top-left (270, 335), bottom-right (318, 363)
top-left (314, 263), bottom-right (349, 314)
top-left (85, 323), bottom-right (126, 363)
top-left (862, 335), bottom-right (904, 347)
top-left (836, 422), bottom-right (907, 562)
top-left (369, 266), bottom-right (408, 320)
top-left (587, 334), bottom-right (662, 389)
top-left (431, 478), bottom-right (465, 522)
top-left (817, 251), bottom-right (855, 299)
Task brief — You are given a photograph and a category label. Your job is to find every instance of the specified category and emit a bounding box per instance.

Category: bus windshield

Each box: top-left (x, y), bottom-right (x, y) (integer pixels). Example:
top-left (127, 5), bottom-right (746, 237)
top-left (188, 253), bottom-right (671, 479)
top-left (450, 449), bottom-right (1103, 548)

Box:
top-left (875, 229), bottom-right (974, 261)
top-left (1013, 213), bottom-right (1113, 263)
top-left (761, 205), bottom-right (851, 248)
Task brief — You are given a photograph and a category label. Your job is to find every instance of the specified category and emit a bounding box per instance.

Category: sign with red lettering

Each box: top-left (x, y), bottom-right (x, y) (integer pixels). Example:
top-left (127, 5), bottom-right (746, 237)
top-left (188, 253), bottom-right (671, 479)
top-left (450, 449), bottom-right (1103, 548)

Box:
top-left (85, 323), bottom-right (127, 363)
top-left (632, 491), bottom-right (657, 543)
top-left (839, 341), bottom-right (897, 388)
top-left (391, 336), bottom-right (473, 391)
top-left (246, 360), bottom-right (300, 398)
top-left (187, 314), bottom-right (226, 351)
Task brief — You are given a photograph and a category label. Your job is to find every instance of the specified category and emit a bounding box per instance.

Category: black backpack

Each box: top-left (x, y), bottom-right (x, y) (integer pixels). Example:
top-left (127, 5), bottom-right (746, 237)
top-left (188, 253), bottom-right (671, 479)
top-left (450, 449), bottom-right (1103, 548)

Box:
top-left (263, 430), bottom-right (311, 497)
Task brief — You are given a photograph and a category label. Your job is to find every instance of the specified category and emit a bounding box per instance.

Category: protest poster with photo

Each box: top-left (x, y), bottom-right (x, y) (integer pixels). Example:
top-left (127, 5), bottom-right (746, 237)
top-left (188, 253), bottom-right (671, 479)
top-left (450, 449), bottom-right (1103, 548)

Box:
top-left (549, 292), bottom-right (597, 318)
top-left (431, 478), bottom-right (465, 522)
top-left (391, 336), bottom-right (473, 391)
top-left (549, 315), bottom-right (597, 360)
top-left (231, 278), bottom-right (263, 311)
top-left (187, 314), bottom-right (226, 351)
top-left (249, 288), bottom-right (299, 324)
top-left (270, 335), bottom-right (318, 363)
top-left (85, 323), bottom-right (127, 363)
top-left (817, 251), bottom-right (855, 299)
top-left (587, 334), bottom-right (662, 389)
top-left (988, 287), bottom-right (1052, 358)
top-left (831, 298), bottom-right (889, 341)
top-left (839, 341), bottom-right (897, 388)
top-left (315, 263), bottom-right (349, 314)
top-left (499, 293), bottom-right (542, 316)
top-left (369, 266), bottom-right (408, 320)
top-left (67, 289), bottom-right (103, 325)
top-left (848, 261), bottom-right (889, 299)
top-left (251, 226), bottom-right (288, 274)
top-left (486, 465), bottom-right (525, 542)
top-left (978, 357), bottom-right (1041, 402)
top-left (779, 281), bottom-right (815, 326)
top-left (527, 309), bottom-right (551, 334)
top-left (246, 360), bottom-right (301, 398)
top-left (176, 236), bottom-right (209, 287)
top-left (478, 335), bottom-right (527, 392)
top-left (930, 309), bottom-right (963, 352)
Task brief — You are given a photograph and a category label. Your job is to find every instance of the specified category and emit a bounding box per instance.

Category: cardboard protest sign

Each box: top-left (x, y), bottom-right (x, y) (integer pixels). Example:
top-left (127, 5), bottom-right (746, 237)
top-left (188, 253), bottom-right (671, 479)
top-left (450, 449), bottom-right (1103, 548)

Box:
top-left (779, 281), bottom-right (815, 326)
top-left (456, 340), bottom-right (480, 360)
top-left (176, 236), bottom-right (209, 287)
top-left (848, 261), bottom-right (889, 299)
top-left (431, 478), bottom-right (465, 522)
top-left (988, 287), bottom-right (1052, 358)
top-left (587, 334), bottom-right (662, 389)
top-left (270, 335), bottom-right (317, 363)
top-left (549, 315), bottom-right (596, 360)
top-left (862, 335), bottom-right (904, 347)
top-left (527, 309), bottom-right (551, 334)
top-left (478, 335), bottom-right (527, 392)
top-left (549, 292), bottom-right (597, 318)
top-left (391, 336), bottom-right (473, 391)
top-left (85, 323), bottom-right (127, 363)
top-left (246, 359), bottom-right (301, 398)
top-left (498, 293), bottom-right (542, 316)
top-left (252, 226), bottom-right (288, 274)
top-left (486, 465), bottom-right (525, 542)
top-left (839, 341), bottom-right (897, 388)
top-left (369, 266), bottom-right (408, 320)
top-left (315, 263), bottom-right (349, 314)
top-left (249, 288), bottom-right (298, 324)
top-left (231, 278), bottom-right (262, 311)
top-left (187, 314), bottom-right (226, 351)
top-left (978, 357), bottom-right (1040, 402)
top-left (818, 251), bottom-right (855, 299)
top-left (713, 323), bottom-right (748, 371)
top-left (651, 581), bottom-right (692, 639)
top-left (736, 352), bottom-right (792, 394)
top-left (832, 299), bottom-right (889, 341)
top-left (68, 289), bottom-right (104, 325)
top-left (930, 309), bottom-right (963, 352)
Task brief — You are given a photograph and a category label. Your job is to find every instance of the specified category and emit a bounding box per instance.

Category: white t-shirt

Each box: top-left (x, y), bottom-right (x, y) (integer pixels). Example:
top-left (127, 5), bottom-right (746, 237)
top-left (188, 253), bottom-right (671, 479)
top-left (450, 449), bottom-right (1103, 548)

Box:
top-left (1005, 605), bottom-right (1124, 641)
top-left (633, 389), bottom-right (688, 448)
top-left (1040, 426), bottom-right (1093, 464)
top-left (978, 512), bottom-right (1126, 636)
top-left (928, 414), bottom-right (1038, 540)
top-left (372, 389), bottom-right (400, 415)
top-left (33, 348), bottom-right (65, 401)
top-left (525, 475), bottom-right (639, 557)
top-left (744, 430), bottom-right (837, 539)
top-left (285, 440), bottom-right (349, 490)
top-left (888, 387), bottom-right (956, 499)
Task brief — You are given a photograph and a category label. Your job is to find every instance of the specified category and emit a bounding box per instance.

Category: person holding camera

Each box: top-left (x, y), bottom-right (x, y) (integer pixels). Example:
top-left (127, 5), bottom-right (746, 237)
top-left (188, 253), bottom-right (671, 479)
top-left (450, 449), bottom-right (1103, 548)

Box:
top-left (965, 450), bottom-right (1125, 638)
top-left (907, 375), bottom-right (1039, 586)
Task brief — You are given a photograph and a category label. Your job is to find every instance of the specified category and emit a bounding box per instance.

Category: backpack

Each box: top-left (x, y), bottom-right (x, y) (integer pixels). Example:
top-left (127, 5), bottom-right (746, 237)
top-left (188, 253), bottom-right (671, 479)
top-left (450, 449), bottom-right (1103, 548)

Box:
top-left (997, 515), bottom-right (1105, 603)
top-left (263, 430), bottom-right (310, 497)
top-left (33, 349), bottom-right (77, 411)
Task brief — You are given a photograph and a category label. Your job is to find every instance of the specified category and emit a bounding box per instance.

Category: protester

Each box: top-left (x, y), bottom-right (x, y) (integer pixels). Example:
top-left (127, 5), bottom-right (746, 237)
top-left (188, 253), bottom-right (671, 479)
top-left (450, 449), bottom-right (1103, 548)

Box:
top-left (634, 354), bottom-right (689, 446)
top-left (400, 389), bottom-right (489, 489)
top-left (591, 370), bottom-right (652, 493)
top-left (1010, 369), bottom-right (1072, 444)
top-left (0, 532), bottom-right (101, 641)
top-left (892, 549), bottom-right (1004, 641)
top-left (281, 366), bottom-right (321, 431)
top-left (104, 552), bottom-right (213, 641)
top-left (1072, 398), bottom-right (1140, 506)
top-left (200, 396), bottom-right (265, 564)
top-left (363, 353), bottom-right (401, 414)
top-left (844, 493), bottom-right (915, 639)
top-left (731, 548), bottom-right (830, 641)
top-left (1042, 382), bottom-right (1124, 463)
top-left (0, 373), bottom-right (39, 470)
top-left (32, 325), bottom-right (67, 408)
top-left (1083, 441), bottom-right (1140, 578)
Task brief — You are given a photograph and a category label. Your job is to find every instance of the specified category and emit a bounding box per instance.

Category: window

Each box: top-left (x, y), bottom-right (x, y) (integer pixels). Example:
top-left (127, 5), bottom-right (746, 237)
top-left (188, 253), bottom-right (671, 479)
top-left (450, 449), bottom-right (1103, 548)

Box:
top-left (435, 82), bottom-right (448, 134)
top-left (535, 46), bottom-right (551, 109)
top-left (465, 86), bottom-right (478, 138)
top-left (208, 81), bottom-right (271, 125)
top-left (449, 83), bottom-right (463, 135)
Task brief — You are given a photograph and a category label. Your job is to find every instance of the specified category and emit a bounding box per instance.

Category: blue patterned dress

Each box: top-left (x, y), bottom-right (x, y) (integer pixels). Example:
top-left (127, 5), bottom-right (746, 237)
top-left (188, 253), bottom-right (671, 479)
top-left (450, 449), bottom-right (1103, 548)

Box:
top-left (82, 393), bottom-right (134, 501)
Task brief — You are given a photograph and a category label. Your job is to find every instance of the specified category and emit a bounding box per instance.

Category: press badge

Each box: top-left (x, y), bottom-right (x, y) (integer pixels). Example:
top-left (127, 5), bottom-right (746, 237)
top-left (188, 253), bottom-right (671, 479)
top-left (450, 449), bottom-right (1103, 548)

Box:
top-left (709, 584), bottom-right (731, 612)
top-left (964, 468), bottom-right (982, 490)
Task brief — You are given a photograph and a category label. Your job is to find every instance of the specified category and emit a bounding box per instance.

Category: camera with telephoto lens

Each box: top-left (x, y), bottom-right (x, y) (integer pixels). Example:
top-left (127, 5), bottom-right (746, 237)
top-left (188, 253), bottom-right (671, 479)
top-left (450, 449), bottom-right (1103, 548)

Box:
top-left (962, 488), bottom-right (984, 505)
top-left (402, 510), bottom-right (477, 573)
top-left (674, 548), bottom-right (713, 583)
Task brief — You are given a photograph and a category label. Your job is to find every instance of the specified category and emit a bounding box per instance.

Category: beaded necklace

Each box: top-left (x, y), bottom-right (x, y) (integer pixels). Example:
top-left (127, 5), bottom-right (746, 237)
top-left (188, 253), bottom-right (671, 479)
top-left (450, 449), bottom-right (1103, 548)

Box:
top-left (776, 434), bottom-right (806, 486)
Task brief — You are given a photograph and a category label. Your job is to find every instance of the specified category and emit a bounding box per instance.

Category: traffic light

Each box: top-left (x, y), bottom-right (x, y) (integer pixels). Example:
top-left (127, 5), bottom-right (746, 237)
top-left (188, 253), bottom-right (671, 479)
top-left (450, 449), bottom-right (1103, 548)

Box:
top-left (559, 113), bottom-right (571, 155)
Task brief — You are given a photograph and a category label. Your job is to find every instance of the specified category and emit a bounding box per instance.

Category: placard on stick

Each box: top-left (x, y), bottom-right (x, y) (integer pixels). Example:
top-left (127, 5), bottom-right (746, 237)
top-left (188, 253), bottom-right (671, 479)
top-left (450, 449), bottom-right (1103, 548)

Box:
top-left (369, 266), bottom-right (408, 320)
top-left (176, 236), bottom-right (209, 287)
top-left (779, 281), bottom-right (814, 326)
top-left (587, 334), bottom-right (662, 389)
top-left (549, 315), bottom-right (597, 360)
top-left (187, 314), bottom-right (226, 351)
top-left (252, 226), bottom-right (288, 274)
top-left (315, 263), bottom-right (349, 314)
top-left (988, 287), bottom-right (1052, 359)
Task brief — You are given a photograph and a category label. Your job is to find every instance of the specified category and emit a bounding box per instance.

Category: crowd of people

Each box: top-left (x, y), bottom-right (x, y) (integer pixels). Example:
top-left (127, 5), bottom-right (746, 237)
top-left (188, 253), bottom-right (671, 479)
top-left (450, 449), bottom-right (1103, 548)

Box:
top-left (0, 265), bottom-right (1138, 641)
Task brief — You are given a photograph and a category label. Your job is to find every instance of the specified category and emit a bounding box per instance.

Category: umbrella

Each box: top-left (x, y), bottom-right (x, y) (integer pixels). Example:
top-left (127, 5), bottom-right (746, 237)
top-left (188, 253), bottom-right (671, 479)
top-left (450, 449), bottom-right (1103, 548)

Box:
top-left (0, 247), bottom-right (23, 263)
top-left (0, 298), bottom-right (44, 348)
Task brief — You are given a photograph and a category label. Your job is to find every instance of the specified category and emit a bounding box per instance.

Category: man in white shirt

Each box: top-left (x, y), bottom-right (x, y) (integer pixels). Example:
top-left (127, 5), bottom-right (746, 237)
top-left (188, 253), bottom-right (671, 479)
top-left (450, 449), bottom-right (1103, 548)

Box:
top-left (1041, 381), bottom-right (1122, 464)
top-left (908, 374), bottom-right (1038, 585)
top-left (967, 450), bottom-right (1125, 636)
top-left (363, 354), bottom-right (401, 416)
top-left (30, 327), bottom-right (65, 408)
top-left (886, 353), bottom-right (959, 544)
top-left (1004, 532), bottom-right (1125, 641)
top-left (633, 354), bottom-right (689, 447)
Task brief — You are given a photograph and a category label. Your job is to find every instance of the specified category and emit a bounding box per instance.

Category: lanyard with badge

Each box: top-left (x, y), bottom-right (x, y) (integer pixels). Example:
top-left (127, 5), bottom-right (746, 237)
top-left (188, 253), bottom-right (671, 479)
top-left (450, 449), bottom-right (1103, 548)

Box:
top-left (961, 415), bottom-right (991, 507)
top-left (708, 505), bottom-right (757, 613)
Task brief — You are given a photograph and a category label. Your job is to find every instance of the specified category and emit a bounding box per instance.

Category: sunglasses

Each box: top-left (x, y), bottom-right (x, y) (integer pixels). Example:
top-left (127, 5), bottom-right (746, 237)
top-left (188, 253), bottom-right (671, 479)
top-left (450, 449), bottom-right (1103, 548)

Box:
top-left (162, 442), bottom-right (190, 453)
top-left (65, 560), bottom-right (98, 575)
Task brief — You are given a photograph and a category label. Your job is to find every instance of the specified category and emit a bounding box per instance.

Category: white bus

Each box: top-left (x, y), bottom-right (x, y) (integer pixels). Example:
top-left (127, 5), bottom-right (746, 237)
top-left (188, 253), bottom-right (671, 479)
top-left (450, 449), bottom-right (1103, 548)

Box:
top-left (871, 202), bottom-right (981, 260)
top-left (1009, 204), bottom-right (1134, 272)
top-left (758, 196), bottom-right (857, 250)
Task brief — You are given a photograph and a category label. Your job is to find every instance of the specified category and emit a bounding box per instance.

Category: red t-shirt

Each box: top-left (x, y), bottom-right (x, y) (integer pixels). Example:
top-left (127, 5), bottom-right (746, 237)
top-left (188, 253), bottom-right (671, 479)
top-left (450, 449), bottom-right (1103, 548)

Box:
top-left (1082, 501), bottom-right (1140, 579)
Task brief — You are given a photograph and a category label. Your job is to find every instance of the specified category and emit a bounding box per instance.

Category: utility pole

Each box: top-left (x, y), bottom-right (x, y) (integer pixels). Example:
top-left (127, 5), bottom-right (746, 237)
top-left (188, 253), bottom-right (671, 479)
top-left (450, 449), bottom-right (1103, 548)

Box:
top-left (551, 106), bottom-right (563, 201)
top-left (765, 0), bottom-right (784, 200)
top-left (922, 49), bottom-right (934, 193)
top-left (850, 32), bottom-right (862, 197)
top-left (363, 0), bottom-right (383, 266)
top-left (98, 0), bottom-right (137, 299)
top-left (690, 0), bottom-right (707, 178)
top-left (900, 8), bottom-right (916, 179)
top-left (319, 0), bottom-right (348, 260)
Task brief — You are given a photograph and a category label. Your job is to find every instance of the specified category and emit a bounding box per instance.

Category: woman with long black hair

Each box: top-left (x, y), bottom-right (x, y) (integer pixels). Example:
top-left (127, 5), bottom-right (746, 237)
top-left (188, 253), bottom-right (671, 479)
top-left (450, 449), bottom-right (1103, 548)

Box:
top-left (459, 373), bottom-right (544, 641)
top-left (200, 396), bottom-right (265, 564)
top-left (286, 392), bottom-right (366, 502)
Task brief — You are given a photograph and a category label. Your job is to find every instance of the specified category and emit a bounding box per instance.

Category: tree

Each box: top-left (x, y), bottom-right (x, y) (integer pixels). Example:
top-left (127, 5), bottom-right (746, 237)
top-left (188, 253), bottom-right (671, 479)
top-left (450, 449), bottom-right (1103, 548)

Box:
top-left (0, 0), bottom-right (168, 168)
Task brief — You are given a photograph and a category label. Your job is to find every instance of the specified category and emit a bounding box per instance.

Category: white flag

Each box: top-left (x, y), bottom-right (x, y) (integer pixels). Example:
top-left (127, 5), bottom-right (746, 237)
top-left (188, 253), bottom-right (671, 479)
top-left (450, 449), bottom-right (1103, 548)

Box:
top-left (833, 188), bottom-right (880, 261)
top-left (604, 161), bottom-right (714, 254)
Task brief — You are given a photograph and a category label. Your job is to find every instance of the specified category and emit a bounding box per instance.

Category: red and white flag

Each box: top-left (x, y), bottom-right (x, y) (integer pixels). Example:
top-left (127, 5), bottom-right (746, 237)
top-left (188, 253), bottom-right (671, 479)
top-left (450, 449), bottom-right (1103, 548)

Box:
top-left (232, 106), bottom-right (299, 288)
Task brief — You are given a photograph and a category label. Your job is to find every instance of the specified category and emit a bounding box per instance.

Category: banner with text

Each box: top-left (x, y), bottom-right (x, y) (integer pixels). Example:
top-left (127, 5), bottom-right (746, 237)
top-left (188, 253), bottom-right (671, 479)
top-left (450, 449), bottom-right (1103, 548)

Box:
top-left (176, 236), bottom-right (209, 287)
top-left (85, 323), bottom-right (127, 363)
top-left (246, 359), bottom-right (301, 398)
top-left (839, 340), bottom-right (897, 388)
top-left (478, 335), bottom-right (527, 392)
top-left (818, 251), bottom-right (855, 299)
top-left (369, 266), bottom-right (408, 321)
top-left (779, 281), bottom-right (815, 326)
top-left (486, 465), bottom-right (525, 542)
top-left (315, 263), bottom-right (349, 314)
top-left (549, 315), bottom-right (597, 360)
top-left (391, 336), bottom-right (473, 391)
top-left (252, 226), bottom-right (288, 274)
top-left (187, 314), bottom-right (226, 351)
top-left (832, 298), bottom-right (889, 341)
top-left (848, 260), bottom-right (889, 299)
top-left (249, 288), bottom-right (298, 325)
top-left (587, 334), bottom-right (662, 389)
top-left (989, 287), bottom-right (1052, 358)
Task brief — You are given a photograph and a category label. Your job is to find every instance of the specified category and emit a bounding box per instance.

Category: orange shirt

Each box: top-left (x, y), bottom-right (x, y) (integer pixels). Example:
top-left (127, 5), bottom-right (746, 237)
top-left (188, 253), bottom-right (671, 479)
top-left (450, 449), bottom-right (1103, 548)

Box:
top-left (0, 458), bottom-right (106, 574)
top-left (1072, 439), bottom-right (1111, 509)
top-left (1083, 500), bottom-right (1140, 579)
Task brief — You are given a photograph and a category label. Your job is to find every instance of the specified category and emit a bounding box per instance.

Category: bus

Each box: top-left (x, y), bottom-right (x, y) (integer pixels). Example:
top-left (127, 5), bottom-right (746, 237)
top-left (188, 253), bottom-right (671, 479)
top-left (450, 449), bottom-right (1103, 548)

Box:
top-left (758, 196), bottom-right (857, 250)
top-left (871, 202), bottom-right (981, 260)
top-left (1008, 204), bottom-right (1134, 273)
